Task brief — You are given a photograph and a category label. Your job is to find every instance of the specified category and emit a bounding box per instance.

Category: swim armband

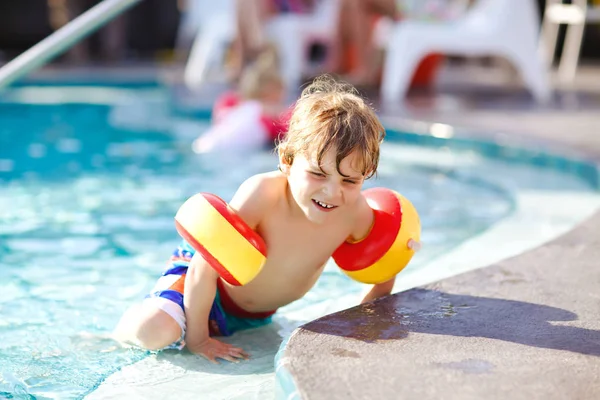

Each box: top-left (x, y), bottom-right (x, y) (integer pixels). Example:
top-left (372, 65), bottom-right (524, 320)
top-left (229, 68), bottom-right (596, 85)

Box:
top-left (174, 193), bottom-right (267, 286)
top-left (332, 188), bottom-right (421, 284)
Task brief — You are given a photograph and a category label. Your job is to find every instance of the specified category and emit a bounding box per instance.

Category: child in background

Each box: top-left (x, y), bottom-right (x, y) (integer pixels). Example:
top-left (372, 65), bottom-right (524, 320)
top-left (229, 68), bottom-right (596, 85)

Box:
top-left (114, 75), bottom-right (395, 363)
top-left (193, 49), bottom-right (291, 154)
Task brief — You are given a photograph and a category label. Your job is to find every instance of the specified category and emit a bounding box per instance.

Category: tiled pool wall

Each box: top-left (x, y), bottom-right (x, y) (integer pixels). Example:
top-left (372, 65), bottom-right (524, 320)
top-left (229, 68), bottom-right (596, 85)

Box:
top-left (274, 333), bottom-right (302, 400)
top-left (383, 127), bottom-right (600, 191)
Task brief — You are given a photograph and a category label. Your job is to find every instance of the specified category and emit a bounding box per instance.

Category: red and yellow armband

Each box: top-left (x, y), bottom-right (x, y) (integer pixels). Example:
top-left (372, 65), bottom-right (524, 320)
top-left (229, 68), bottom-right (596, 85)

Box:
top-left (332, 187), bottom-right (421, 284)
top-left (174, 193), bottom-right (267, 286)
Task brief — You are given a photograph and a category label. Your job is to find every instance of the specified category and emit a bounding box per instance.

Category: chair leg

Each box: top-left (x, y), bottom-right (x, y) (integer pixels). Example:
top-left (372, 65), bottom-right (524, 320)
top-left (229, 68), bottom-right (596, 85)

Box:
top-left (558, 22), bottom-right (586, 83)
top-left (507, 49), bottom-right (552, 104)
top-left (184, 30), bottom-right (218, 90)
top-left (381, 34), bottom-right (427, 103)
top-left (540, 16), bottom-right (559, 68)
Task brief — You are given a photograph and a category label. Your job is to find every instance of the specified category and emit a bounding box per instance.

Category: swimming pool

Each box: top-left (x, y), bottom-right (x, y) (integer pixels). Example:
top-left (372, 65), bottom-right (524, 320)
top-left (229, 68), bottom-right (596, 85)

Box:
top-left (0, 84), bottom-right (598, 399)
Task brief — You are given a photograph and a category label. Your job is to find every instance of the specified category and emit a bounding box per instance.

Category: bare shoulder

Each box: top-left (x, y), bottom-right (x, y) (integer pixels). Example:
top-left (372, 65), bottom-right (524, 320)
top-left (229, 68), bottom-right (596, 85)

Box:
top-left (233, 170), bottom-right (285, 203)
top-left (229, 171), bottom-right (286, 228)
top-left (349, 191), bottom-right (375, 242)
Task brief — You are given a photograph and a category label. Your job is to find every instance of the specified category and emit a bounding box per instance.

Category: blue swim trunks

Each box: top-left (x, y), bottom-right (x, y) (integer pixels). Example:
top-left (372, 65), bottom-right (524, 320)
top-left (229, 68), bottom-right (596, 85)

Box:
top-left (145, 240), bottom-right (275, 350)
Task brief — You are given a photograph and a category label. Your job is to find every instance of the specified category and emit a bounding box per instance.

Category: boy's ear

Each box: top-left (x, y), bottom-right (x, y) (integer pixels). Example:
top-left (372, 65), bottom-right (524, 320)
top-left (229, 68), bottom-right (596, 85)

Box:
top-left (278, 152), bottom-right (291, 175)
top-left (278, 161), bottom-right (291, 175)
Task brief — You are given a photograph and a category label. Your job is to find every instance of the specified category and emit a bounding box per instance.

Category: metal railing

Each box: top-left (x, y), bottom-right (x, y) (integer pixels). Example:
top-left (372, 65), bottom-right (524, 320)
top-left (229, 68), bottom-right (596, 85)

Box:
top-left (0, 0), bottom-right (143, 91)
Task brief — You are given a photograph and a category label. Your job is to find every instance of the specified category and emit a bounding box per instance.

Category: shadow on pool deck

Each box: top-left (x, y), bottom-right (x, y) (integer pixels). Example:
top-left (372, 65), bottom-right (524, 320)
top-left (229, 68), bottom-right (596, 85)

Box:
top-left (300, 288), bottom-right (600, 357)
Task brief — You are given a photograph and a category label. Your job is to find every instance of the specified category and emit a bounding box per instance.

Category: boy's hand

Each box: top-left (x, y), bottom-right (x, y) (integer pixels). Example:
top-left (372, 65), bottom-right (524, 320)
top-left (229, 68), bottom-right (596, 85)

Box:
top-left (360, 277), bottom-right (396, 304)
top-left (188, 337), bottom-right (250, 364)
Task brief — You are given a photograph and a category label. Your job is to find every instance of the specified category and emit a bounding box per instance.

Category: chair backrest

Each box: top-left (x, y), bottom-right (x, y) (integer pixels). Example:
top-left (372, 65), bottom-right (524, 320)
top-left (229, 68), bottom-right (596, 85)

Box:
top-left (183, 0), bottom-right (236, 29)
top-left (463, 0), bottom-right (541, 39)
top-left (308, 0), bottom-right (341, 32)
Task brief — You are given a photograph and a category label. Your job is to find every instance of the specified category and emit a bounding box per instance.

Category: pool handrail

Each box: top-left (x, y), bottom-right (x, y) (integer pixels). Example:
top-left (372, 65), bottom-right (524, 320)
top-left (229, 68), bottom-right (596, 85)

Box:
top-left (0, 0), bottom-right (143, 91)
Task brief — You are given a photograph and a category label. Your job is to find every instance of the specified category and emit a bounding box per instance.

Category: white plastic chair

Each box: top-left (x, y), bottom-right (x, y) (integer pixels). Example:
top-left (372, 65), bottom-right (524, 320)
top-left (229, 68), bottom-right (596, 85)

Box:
top-left (182, 0), bottom-right (237, 88)
top-left (264, 0), bottom-right (341, 89)
top-left (380, 0), bottom-right (552, 103)
top-left (183, 0), bottom-right (340, 91)
top-left (541, 0), bottom-right (600, 83)
top-left (176, 0), bottom-right (208, 52)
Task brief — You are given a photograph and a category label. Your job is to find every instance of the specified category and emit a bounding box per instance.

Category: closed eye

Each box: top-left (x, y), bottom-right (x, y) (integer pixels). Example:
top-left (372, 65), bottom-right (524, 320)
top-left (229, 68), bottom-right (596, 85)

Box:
top-left (309, 171), bottom-right (326, 178)
top-left (344, 179), bottom-right (358, 184)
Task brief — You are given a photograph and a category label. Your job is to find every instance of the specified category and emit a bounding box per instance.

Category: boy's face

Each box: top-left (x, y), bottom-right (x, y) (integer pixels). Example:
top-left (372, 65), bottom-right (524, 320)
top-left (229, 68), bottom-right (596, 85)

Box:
top-left (282, 147), bottom-right (366, 224)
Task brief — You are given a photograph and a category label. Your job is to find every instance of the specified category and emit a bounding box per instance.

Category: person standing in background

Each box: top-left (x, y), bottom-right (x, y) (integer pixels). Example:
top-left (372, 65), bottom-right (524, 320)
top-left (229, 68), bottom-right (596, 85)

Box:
top-left (47, 0), bottom-right (127, 64)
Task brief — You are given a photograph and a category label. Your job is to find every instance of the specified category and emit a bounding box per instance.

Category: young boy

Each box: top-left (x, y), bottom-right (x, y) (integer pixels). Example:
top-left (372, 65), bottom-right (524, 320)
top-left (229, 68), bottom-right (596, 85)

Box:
top-left (113, 75), bottom-right (394, 363)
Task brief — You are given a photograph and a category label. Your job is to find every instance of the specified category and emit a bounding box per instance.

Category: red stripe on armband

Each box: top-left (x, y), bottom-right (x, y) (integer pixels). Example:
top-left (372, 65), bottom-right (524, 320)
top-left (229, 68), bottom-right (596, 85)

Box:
top-left (175, 220), bottom-right (242, 286)
top-left (202, 193), bottom-right (267, 258)
top-left (332, 188), bottom-right (402, 272)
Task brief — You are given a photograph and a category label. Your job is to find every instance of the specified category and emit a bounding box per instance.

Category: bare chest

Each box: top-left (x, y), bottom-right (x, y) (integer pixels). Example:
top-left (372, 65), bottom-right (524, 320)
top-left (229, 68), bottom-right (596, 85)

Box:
top-left (226, 223), bottom-right (348, 310)
top-left (261, 215), bottom-right (349, 271)
top-left (223, 207), bottom-right (355, 311)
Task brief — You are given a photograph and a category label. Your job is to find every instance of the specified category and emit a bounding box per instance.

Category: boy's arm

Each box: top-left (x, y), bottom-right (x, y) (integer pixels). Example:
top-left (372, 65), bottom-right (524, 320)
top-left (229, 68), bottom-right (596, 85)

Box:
top-left (349, 194), bottom-right (396, 304)
top-left (183, 173), bottom-right (274, 362)
top-left (360, 276), bottom-right (396, 304)
top-left (184, 253), bottom-right (248, 363)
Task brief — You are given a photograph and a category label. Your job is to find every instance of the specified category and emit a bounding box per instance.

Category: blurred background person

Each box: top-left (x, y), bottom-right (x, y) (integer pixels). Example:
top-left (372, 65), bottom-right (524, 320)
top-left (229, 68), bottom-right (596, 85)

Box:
top-left (47, 0), bottom-right (128, 64)
top-left (230, 0), bottom-right (316, 81)
top-left (193, 46), bottom-right (292, 154)
top-left (229, 0), bottom-right (399, 88)
top-left (335, 0), bottom-right (400, 87)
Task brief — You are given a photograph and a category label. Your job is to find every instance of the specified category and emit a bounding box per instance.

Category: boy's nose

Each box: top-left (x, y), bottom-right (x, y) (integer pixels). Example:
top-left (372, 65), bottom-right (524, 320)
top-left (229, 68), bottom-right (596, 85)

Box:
top-left (322, 181), bottom-right (342, 199)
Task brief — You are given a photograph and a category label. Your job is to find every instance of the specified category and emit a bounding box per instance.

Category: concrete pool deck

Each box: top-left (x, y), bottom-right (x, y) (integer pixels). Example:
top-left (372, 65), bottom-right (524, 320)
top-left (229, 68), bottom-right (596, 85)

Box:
top-left (277, 65), bottom-right (600, 399)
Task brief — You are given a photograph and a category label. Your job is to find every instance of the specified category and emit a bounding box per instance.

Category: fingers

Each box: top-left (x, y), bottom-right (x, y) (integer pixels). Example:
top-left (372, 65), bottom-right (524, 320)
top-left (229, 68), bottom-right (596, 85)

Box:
top-left (229, 345), bottom-right (250, 360)
top-left (204, 352), bottom-right (245, 364)
top-left (217, 346), bottom-right (249, 363)
top-left (199, 344), bottom-right (250, 364)
top-left (201, 353), bottom-right (220, 364)
top-left (221, 354), bottom-right (241, 363)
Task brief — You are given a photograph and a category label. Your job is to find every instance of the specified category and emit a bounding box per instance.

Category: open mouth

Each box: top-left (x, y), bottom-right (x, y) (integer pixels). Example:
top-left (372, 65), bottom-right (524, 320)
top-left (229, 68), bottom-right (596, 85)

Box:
top-left (312, 199), bottom-right (338, 211)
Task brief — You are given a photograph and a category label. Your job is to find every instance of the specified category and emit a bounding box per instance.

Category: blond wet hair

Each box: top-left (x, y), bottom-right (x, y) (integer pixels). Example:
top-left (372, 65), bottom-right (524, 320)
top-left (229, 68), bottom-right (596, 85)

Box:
top-left (277, 75), bottom-right (385, 179)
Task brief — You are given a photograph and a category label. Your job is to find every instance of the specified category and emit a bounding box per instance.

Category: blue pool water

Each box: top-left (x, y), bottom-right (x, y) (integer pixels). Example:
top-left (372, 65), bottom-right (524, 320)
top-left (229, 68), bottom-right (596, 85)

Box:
top-left (0, 85), bottom-right (594, 399)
